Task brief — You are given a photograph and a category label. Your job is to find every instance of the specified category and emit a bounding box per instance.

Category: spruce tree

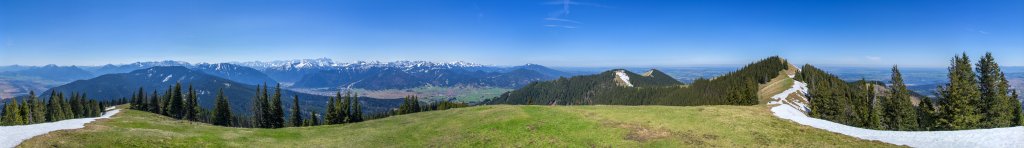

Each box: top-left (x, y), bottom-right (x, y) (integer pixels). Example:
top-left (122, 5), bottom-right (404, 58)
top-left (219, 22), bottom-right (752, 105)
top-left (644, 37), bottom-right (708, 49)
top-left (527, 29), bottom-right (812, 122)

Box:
top-left (59, 92), bottom-right (72, 120)
top-left (1, 100), bottom-right (24, 125)
top-left (917, 98), bottom-right (936, 130)
top-left (182, 85), bottom-right (193, 120)
top-left (324, 97), bottom-right (337, 125)
top-left (867, 84), bottom-right (883, 129)
top-left (341, 92), bottom-right (351, 123)
top-left (976, 52), bottom-right (1016, 127)
top-left (252, 85), bottom-right (266, 128)
top-left (270, 84), bottom-right (284, 128)
top-left (1012, 90), bottom-right (1022, 126)
top-left (310, 112), bottom-right (319, 126)
top-left (149, 90), bottom-right (160, 114)
top-left (46, 91), bottom-right (61, 121)
top-left (937, 53), bottom-right (982, 130)
top-left (19, 99), bottom-right (30, 124)
top-left (350, 93), bottom-right (363, 123)
top-left (213, 88), bottom-right (233, 126)
top-left (70, 92), bottom-right (82, 118)
top-left (169, 83), bottom-right (184, 119)
top-left (290, 95), bottom-right (301, 127)
top-left (889, 65), bottom-right (919, 130)
top-left (27, 91), bottom-right (43, 123)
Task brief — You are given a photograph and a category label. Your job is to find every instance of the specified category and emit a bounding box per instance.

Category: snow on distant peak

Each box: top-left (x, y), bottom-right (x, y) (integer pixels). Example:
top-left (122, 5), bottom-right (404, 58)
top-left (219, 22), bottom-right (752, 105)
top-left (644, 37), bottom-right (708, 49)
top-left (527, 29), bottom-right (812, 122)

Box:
top-left (162, 74), bottom-right (173, 82)
top-left (614, 70), bottom-right (634, 87)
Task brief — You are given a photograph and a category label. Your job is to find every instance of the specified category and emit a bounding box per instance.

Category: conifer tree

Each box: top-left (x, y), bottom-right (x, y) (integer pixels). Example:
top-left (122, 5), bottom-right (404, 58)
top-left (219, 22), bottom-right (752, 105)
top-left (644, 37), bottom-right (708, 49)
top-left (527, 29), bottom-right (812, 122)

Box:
top-left (213, 88), bottom-right (233, 126)
top-left (324, 97), bottom-right (337, 125)
top-left (59, 92), bottom-right (72, 120)
top-left (252, 84), bottom-right (267, 128)
top-left (70, 92), bottom-right (82, 118)
top-left (169, 83), bottom-right (184, 119)
top-left (976, 53), bottom-right (1017, 127)
top-left (867, 83), bottom-right (883, 129)
top-left (183, 85), bottom-right (197, 121)
top-left (888, 65), bottom-right (919, 130)
top-left (340, 92), bottom-right (351, 123)
top-left (310, 112), bottom-right (320, 126)
top-left (182, 86), bottom-right (192, 120)
top-left (29, 91), bottom-right (45, 123)
top-left (350, 93), bottom-right (363, 123)
top-left (1, 100), bottom-right (24, 125)
top-left (290, 95), bottom-right (301, 127)
top-left (148, 90), bottom-right (160, 113)
top-left (270, 84), bottom-right (284, 128)
top-left (936, 53), bottom-right (982, 130)
top-left (917, 98), bottom-right (936, 130)
top-left (1012, 90), bottom-right (1022, 126)
top-left (19, 99), bottom-right (30, 124)
top-left (46, 91), bottom-right (62, 121)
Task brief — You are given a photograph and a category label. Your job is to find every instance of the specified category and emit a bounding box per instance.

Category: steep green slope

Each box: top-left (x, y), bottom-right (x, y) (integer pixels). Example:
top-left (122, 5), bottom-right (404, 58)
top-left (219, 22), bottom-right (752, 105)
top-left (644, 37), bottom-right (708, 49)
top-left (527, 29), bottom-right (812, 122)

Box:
top-left (21, 105), bottom-right (895, 147)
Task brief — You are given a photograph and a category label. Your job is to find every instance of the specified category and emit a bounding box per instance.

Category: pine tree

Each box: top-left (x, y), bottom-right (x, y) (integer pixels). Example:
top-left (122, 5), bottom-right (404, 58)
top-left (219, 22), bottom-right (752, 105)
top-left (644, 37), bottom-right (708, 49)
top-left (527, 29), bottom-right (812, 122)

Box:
top-left (19, 99), bottom-right (30, 124)
top-left (270, 84), bottom-right (284, 128)
top-left (46, 91), bottom-right (61, 121)
top-left (162, 87), bottom-right (171, 115)
top-left (936, 53), bottom-right (982, 130)
top-left (290, 95), bottom-right (301, 127)
top-left (28, 91), bottom-right (44, 123)
top-left (59, 92), bottom-right (72, 120)
top-left (976, 52), bottom-right (1016, 127)
top-left (340, 92), bottom-right (351, 123)
top-left (888, 65), bottom-right (919, 130)
top-left (213, 88), bottom-right (233, 126)
top-left (149, 90), bottom-right (160, 113)
top-left (168, 83), bottom-right (184, 119)
top-left (324, 97), bottom-right (337, 125)
top-left (1, 100), bottom-right (24, 125)
top-left (1012, 90), bottom-right (1022, 126)
top-left (867, 83), bottom-right (883, 129)
top-left (310, 112), bottom-right (320, 126)
top-left (182, 85), bottom-right (195, 121)
top-left (70, 92), bottom-right (82, 118)
top-left (917, 98), bottom-right (936, 130)
top-left (350, 93), bottom-right (363, 123)
top-left (252, 84), bottom-right (266, 128)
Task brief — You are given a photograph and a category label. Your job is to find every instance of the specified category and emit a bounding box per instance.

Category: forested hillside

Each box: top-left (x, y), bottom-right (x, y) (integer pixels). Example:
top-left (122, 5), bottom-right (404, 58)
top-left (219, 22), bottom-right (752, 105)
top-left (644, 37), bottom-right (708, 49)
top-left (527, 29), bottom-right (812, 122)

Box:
top-left (797, 53), bottom-right (1023, 131)
top-left (484, 56), bottom-right (789, 106)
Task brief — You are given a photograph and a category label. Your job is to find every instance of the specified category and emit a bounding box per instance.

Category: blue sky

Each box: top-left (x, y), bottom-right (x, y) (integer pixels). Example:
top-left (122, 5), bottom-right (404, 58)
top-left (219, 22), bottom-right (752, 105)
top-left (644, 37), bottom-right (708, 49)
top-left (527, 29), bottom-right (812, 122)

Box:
top-left (1, 0), bottom-right (1021, 67)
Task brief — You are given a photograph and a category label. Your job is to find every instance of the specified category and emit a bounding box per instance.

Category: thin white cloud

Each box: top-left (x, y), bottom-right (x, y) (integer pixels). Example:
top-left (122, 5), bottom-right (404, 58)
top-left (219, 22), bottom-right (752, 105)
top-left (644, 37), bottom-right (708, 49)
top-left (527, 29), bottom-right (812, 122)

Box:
top-left (544, 18), bottom-right (582, 24)
top-left (865, 56), bottom-right (882, 61)
top-left (544, 24), bottom-right (577, 28)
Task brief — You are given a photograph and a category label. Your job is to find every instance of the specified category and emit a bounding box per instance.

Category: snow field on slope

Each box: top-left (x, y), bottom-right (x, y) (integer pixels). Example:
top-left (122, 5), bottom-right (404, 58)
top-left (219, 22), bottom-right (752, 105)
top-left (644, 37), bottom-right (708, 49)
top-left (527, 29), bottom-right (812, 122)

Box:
top-left (0, 107), bottom-right (121, 148)
top-left (769, 79), bottom-right (1023, 148)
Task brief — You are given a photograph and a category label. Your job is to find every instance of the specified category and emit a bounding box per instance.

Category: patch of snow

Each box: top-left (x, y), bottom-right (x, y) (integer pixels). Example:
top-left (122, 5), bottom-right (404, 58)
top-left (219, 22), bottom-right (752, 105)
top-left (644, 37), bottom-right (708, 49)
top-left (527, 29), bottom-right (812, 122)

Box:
top-left (768, 80), bottom-right (810, 113)
top-left (614, 70), bottom-right (633, 87)
top-left (162, 74), bottom-right (173, 82)
top-left (0, 108), bottom-right (121, 148)
top-left (769, 79), bottom-right (1023, 147)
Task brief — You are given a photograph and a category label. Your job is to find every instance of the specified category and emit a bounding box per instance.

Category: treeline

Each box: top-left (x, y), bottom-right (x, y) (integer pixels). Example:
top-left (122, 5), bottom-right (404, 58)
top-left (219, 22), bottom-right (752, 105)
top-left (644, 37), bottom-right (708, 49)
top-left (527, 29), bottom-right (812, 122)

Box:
top-left (484, 56), bottom-right (789, 106)
top-left (800, 52), bottom-right (1023, 131)
top-left (128, 83), bottom-right (468, 128)
top-left (1, 91), bottom-right (122, 126)
top-left (129, 83), bottom-right (212, 124)
top-left (392, 95), bottom-right (469, 115)
top-left (129, 83), bottom-right (323, 128)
